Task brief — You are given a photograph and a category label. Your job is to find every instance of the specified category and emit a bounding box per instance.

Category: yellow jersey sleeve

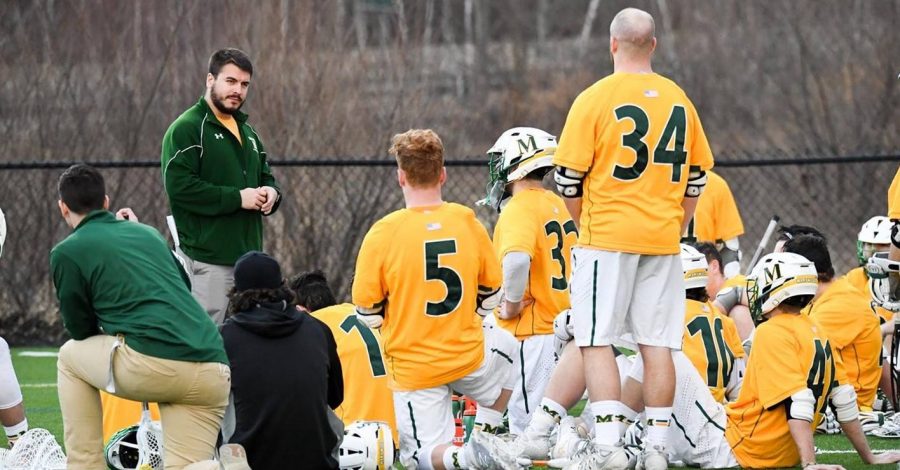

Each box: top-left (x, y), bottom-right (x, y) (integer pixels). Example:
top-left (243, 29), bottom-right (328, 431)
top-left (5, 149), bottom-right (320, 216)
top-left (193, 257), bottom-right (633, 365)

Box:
top-left (751, 323), bottom-right (809, 408)
top-left (553, 89), bottom-right (598, 173)
top-left (494, 190), bottom-right (576, 339)
top-left (352, 219), bottom-right (389, 312)
top-left (352, 204), bottom-right (493, 391)
top-left (553, 73), bottom-right (714, 255)
top-left (693, 171), bottom-right (744, 242)
top-left (889, 167), bottom-right (900, 219)
top-left (312, 304), bottom-right (397, 442)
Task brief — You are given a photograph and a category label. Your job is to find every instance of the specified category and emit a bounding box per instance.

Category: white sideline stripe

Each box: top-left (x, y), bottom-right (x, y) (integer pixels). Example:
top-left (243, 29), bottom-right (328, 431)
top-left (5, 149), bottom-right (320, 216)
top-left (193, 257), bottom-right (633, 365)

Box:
top-left (17, 351), bottom-right (59, 357)
top-left (21, 383), bottom-right (56, 388)
top-left (816, 448), bottom-right (900, 454)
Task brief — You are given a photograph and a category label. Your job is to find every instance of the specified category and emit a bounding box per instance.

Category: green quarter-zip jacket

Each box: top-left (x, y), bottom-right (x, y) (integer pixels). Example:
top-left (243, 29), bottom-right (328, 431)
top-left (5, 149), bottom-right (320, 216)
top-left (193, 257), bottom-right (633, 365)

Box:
top-left (50, 211), bottom-right (228, 364)
top-left (161, 98), bottom-right (281, 266)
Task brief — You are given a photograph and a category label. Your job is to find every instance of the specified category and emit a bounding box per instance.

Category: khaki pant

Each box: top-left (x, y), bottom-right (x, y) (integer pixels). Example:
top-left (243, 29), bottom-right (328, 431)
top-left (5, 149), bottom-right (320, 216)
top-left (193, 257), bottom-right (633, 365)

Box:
top-left (175, 247), bottom-right (234, 325)
top-left (58, 335), bottom-right (230, 470)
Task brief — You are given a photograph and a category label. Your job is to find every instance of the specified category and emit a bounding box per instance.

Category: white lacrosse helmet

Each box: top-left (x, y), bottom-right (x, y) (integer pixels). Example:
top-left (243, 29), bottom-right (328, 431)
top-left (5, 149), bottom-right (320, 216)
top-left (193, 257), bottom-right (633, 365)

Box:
top-left (746, 252), bottom-right (818, 322)
top-left (867, 252), bottom-right (900, 312)
top-left (0, 207), bottom-right (6, 259)
top-left (680, 244), bottom-right (709, 290)
top-left (339, 421), bottom-right (395, 470)
top-left (857, 216), bottom-right (891, 266)
top-left (477, 127), bottom-right (558, 211)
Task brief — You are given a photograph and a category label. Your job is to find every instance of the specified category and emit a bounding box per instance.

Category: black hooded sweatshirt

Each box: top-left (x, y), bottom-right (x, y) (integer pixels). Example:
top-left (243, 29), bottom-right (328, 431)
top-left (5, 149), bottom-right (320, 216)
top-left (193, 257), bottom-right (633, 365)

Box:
top-left (221, 301), bottom-right (343, 470)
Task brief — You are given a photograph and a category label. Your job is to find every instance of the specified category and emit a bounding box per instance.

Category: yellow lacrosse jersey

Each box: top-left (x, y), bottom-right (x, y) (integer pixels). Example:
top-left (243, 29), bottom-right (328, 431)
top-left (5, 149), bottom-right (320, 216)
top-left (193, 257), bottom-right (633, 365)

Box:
top-left (352, 202), bottom-right (502, 391)
top-left (690, 171), bottom-right (744, 243)
top-left (100, 393), bottom-right (160, 443)
top-left (553, 72), bottom-right (715, 255)
top-left (682, 300), bottom-right (745, 402)
top-left (845, 267), bottom-right (893, 323)
top-left (311, 303), bottom-right (397, 441)
top-left (725, 313), bottom-right (840, 469)
top-left (493, 189), bottom-right (576, 340)
top-left (890, 167), bottom-right (900, 219)
top-left (805, 278), bottom-right (882, 409)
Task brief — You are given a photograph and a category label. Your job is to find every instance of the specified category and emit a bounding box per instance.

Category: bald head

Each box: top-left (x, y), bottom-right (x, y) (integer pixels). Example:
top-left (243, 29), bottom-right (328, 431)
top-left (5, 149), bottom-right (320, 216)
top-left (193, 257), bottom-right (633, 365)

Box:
top-left (609, 8), bottom-right (656, 57)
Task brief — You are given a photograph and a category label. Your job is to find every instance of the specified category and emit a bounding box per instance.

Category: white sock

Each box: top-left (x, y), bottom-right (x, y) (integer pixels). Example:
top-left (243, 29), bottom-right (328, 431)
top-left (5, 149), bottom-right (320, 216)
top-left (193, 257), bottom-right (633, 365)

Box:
top-left (442, 445), bottom-right (467, 469)
top-left (4, 419), bottom-right (27, 439)
top-left (540, 397), bottom-right (567, 420)
top-left (620, 405), bottom-right (639, 435)
top-left (644, 406), bottom-right (672, 450)
top-left (474, 406), bottom-right (504, 434)
top-left (591, 400), bottom-right (622, 446)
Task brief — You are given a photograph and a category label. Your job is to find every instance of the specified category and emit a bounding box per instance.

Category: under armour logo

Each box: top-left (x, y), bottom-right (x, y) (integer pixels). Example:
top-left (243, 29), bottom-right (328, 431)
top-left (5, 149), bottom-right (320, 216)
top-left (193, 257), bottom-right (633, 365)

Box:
top-left (215, 133), bottom-right (224, 140)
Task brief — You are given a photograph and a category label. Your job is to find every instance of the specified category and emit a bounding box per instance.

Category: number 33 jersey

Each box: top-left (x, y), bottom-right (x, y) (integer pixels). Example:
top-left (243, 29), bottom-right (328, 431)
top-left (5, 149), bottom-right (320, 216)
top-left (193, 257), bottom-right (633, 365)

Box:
top-left (553, 72), bottom-right (715, 255)
top-left (352, 202), bottom-right (502, 391)
top-left (493, 189), bottom-right (577, 340)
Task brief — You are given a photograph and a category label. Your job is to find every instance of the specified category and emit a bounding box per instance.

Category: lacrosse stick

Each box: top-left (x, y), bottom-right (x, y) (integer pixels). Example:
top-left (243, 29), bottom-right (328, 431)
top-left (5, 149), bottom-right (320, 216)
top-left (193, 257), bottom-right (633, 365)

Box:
top-left (746, 215), bottom-right (780, 272)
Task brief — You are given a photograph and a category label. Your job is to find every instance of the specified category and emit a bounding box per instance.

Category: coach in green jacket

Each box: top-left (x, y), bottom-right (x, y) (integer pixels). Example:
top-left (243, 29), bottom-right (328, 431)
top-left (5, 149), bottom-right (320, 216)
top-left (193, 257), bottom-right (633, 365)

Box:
top-left (161, 48), bottom-right (281, 324)
top-left (51, 164), bottom-right (241, 470)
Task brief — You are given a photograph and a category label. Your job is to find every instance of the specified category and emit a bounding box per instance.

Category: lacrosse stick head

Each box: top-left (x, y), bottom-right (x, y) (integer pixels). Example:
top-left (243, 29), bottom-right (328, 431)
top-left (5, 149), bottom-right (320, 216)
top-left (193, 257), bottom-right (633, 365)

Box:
top-left (136, 406), bottom-right (164, 470)
top-left (4, 428), bottom-right (67, 470)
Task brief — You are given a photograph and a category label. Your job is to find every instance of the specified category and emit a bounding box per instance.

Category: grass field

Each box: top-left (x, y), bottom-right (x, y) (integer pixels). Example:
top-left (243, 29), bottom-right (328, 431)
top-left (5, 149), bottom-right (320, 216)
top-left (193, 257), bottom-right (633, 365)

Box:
top-left (6, 347), bottom-right (900, 469)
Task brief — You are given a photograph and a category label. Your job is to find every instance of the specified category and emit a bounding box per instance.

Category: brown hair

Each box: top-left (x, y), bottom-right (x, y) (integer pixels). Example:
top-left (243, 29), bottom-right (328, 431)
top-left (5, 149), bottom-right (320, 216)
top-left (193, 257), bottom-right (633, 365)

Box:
top-left (390, 129), bottom-right (444, 187)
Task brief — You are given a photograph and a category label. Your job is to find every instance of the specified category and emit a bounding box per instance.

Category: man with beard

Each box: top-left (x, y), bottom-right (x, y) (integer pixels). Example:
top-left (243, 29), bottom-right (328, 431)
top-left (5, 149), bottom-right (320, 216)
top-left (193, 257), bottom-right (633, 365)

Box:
top-left (161, 48), bottom-right (281, 324)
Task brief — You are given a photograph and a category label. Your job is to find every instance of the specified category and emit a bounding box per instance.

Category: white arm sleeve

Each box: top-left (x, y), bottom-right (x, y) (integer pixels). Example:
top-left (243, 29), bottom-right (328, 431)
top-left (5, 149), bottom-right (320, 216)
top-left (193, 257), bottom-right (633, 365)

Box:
top-left (830, 384), bottom-right (859, 422)
top-left (722, 237), bottom-right (742, 279)
top-left (502, 252), bottom-right (531, 303)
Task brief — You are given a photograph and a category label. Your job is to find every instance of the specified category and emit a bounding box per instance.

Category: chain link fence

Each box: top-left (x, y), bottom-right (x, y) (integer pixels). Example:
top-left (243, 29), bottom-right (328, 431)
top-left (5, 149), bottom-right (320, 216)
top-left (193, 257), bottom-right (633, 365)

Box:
top-left (0, 156), bottom-right (897, 345)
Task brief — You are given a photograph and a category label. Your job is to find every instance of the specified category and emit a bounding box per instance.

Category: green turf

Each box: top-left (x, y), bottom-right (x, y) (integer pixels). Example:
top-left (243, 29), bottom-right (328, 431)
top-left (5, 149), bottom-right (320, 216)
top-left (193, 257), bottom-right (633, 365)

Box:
top-left (7, 347), bottom-right (900, 468)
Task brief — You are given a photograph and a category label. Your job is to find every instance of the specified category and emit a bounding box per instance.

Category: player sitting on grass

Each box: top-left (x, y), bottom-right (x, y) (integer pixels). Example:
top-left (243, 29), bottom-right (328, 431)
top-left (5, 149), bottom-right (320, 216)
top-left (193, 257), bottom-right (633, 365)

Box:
top-left (51, 164), bottom-right (245, 470)
top-left (632, 252), bottom-right (900, 469)
top-left (784, 235), bottom-right (884, 431)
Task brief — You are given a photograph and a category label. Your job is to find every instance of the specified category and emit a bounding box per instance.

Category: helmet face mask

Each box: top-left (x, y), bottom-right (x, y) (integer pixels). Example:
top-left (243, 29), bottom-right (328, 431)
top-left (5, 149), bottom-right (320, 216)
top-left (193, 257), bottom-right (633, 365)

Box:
top-left (477, 127), bottom-right (557, 211)
top-left (105, 425), bottom-right (141, 470)
top-left (867, 252), bottom-right (900, 311)
top-left (857, 216), bottom-right (892, 266)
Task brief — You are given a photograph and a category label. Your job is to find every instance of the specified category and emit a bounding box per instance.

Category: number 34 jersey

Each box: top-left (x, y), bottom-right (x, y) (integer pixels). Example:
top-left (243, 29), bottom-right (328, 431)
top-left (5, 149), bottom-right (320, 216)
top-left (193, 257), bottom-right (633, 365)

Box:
top-left (352, 202), bottom-right (502, 391)
top-left (553, 72), bottom-right (715, 255)
top-left (493, 189), bottom-right (577, 340)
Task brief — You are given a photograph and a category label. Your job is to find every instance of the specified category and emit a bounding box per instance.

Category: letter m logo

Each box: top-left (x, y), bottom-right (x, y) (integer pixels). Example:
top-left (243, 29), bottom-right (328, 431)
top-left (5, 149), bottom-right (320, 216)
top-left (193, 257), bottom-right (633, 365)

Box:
top-left (517, 135), bottom-right (538, 156)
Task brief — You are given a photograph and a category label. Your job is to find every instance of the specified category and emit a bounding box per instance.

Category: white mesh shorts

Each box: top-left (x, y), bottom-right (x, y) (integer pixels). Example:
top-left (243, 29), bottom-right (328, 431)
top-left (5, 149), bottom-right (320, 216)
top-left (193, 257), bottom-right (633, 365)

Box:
top-left (630, 352), bottom-right (738, 468)
top-left (508, 334), bottom-right (556, 435)
top-left (571, 248), bottom-right (684, 349)
top-left (393, 323), bottom-right (517, 469)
